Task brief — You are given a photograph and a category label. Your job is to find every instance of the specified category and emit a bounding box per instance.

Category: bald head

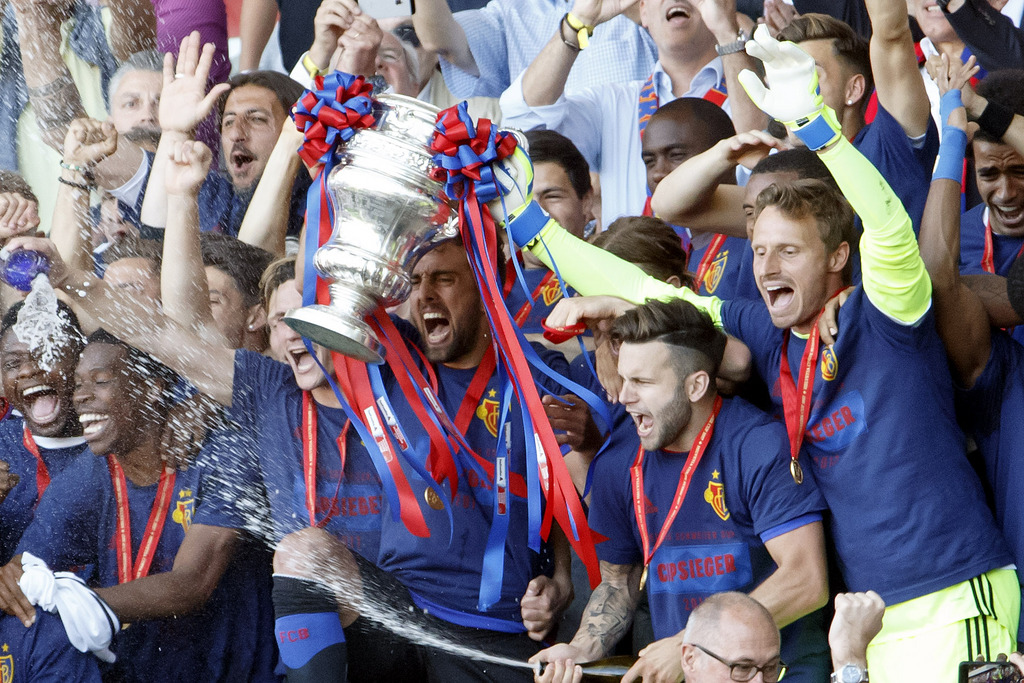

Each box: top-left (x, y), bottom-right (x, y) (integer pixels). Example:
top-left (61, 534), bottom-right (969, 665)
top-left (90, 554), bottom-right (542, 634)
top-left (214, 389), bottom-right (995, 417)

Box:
top-left (681, 593), bottom-right (781, 683)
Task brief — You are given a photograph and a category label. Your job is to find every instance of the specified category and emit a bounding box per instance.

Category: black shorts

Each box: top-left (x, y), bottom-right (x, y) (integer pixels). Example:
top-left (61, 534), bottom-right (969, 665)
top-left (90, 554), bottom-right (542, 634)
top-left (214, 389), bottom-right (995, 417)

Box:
top-left (345, 554), bottom-right (542, 683)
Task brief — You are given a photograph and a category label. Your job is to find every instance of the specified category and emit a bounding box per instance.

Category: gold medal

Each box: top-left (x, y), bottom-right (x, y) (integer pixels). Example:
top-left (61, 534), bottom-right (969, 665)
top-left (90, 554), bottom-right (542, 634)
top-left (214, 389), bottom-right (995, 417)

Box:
top-left (790, 459), bottom-right (804, 485)
top-left (424, 487), bottom-right (445, 510)
top-left (638, 565), bottom-right (648, 592)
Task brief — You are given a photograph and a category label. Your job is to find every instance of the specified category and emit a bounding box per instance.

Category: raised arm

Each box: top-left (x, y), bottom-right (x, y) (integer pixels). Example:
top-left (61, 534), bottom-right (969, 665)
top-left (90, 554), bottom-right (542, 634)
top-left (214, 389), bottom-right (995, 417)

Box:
top-left (13, 0), bottom-right (86, 152)
top-left (650, 129), bottom-right (784, 237)
top-left (411, 0), bottom-right (477, 75)
top-left (141, 33), bottom-right (231, 229)
top-left (919, 77), bottom-right (993, 387)
top-left (864, 0), bottom-right (931, 138)
top-left (50, 120), bottom-right (118, 274)
top-left (520, 0), bottom-right (638, 107)
top-left (238, 0), bottom-right (278, 73)
top-left (106, 0), bottom-right (157, 62)
top-left (162, 139), bottom-right (221, 340)
top-left (740, 26), bottom-right (930, 324)
top-left (943, 0), bottom-right (1024, 73)
top-left (95, 525), bottom-right (238, 621)
top-left (6, 236), bottom-right (235, 405)
top-left (237, 123), bottom-right (306, 256)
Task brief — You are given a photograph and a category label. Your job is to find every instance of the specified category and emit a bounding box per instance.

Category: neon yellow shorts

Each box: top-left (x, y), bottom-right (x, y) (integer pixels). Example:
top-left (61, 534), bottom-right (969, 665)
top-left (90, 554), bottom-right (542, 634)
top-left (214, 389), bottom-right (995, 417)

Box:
top-left (865, 569), bottom-right (1020, 683)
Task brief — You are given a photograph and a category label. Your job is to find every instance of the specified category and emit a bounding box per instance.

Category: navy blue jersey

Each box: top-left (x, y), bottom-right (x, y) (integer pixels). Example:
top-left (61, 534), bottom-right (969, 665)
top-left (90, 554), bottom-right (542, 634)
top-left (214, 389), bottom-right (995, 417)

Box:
top-left (957, 332), bottom-right (1024, 622)
top-left (505, 266), bottom-right (577, 334)
top-left (958, 204), bottom-right (1024, 277)
top-left (376, 330), bottom-right (570, 631)
top-left (198, 171), bottom-right (309, 238)
top-left (958, 204), bottom-right (1024, 346)
top-left (0, 610), bottom-right (101, 683)
top-left (722, 288), bottom-right (1011, 604)
top-left (853, 104), bottom-right (939, 236)
top-left (689, 235), bottom-right (758, 301)
top-left (16, 432), bottom-right (278, 682)
top-left (0, 416), bottom-right (87, 564)
top-left (230, 350), bottom-right (383, 556)
top-left (588, 397), bottom-right (826, 666)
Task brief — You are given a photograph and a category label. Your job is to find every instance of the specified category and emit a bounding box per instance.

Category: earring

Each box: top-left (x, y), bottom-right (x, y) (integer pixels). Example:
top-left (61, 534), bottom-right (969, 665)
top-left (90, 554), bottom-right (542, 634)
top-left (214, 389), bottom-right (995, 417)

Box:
top-left (247, 324), bottom-right (255, 331)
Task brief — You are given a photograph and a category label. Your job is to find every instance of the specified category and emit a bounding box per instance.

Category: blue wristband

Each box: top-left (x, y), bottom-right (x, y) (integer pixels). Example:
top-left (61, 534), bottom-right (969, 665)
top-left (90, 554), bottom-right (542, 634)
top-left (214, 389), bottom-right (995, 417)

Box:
top-left (793, 113), bottom-right (842, 151)
top-left (933, 128), bottom-right (968, 183)
top-left (507, 200), bottom-right (549, 247)
top-left (939, 89), bottom-right (964, 127)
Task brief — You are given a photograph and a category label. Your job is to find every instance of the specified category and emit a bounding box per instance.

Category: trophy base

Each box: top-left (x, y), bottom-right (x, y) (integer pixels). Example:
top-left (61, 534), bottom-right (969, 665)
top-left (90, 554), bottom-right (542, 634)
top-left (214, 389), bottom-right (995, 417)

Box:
top-left (283, 305), bottom-right (384, 365)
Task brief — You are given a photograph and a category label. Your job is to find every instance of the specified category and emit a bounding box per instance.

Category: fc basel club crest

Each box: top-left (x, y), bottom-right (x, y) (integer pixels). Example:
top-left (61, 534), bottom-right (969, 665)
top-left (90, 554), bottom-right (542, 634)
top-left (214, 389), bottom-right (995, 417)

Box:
top-left (704, 475), bottom-right (730, 521)
top-left (172, 489), bottom-right (195, 531)
top-left (539, 274), bottom-right (564, 307)
top-left (1, 645), bottom-right (12, 683)
top-left (820, 347), bottom-right (838, 382)
top-left (703, 250), bottom-right (728, 294)
top-left (475, 390), bottom-right (500, 437)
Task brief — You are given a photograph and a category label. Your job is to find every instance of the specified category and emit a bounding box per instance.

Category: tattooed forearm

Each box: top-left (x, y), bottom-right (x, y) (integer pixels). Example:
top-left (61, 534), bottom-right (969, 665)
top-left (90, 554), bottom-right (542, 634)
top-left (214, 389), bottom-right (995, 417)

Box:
top-left (568, 561), bottom-right (643, 659)
top-left (27, 71), bottom-right (84, 151)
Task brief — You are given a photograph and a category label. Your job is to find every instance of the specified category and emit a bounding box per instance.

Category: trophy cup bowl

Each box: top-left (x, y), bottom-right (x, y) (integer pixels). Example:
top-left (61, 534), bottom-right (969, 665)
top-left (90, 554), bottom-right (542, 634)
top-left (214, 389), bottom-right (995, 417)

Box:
top-left (284, 94), bottom-right (458, 364)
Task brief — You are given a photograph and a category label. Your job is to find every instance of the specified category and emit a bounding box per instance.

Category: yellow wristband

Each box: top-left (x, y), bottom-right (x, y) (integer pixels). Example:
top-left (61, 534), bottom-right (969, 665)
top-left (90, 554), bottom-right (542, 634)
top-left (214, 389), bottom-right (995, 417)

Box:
top-left (565, 12), bottom-right (594, 50)
top-left (302, 52), bottom-right (322, 79)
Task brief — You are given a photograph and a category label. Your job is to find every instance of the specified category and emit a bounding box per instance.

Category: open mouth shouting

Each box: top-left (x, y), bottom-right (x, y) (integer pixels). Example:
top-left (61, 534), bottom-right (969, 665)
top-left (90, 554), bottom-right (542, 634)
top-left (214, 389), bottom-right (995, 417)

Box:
top-left (630, 410), bottom-right (655, 440)
top-left (420, 310), bottom-right (452, 348)
top-left (763, 283), bottom-right (796, 313)
top-left (22, 383), bottom-right (62, 428)
top-left (228, 145), bottom-right (258, 183)
top-left (665, 2), bottom-right (693, 25)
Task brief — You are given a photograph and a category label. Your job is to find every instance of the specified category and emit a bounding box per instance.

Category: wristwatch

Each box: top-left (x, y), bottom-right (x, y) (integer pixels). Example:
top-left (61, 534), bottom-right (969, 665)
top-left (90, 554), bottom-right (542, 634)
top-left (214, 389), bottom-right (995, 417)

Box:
top-left (831, 664), bottom-right (869, 683)
top-left (715, 29), bottom-right (749, 56)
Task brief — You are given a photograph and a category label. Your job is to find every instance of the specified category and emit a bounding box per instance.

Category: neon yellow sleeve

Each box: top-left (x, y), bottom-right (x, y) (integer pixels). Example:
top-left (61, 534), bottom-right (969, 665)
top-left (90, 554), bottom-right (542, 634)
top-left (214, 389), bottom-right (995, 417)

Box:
top-left (524, 218), bottom-right (725, 327)
top-left (818, 137), bottom-right (931, 324)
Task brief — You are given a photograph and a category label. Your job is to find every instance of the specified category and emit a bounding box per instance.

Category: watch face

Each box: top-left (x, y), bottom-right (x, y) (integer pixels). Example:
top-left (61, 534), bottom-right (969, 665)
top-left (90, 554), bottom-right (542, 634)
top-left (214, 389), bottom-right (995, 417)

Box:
top-left (841, 665), bottom-right (866, 683)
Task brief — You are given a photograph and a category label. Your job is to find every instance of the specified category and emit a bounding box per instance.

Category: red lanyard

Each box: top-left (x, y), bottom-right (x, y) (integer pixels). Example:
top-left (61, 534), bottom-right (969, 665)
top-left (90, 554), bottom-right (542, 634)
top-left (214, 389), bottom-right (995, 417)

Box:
top-left (981, 213), bottom-right (1024, 274)
top-left (301, 391), bottom-right (349, 528)
top-left (503, 257), bottom-right (562, 326)
top-left (106, 455), bottom-right (176, 584)
top-left (631, 395), bottom-right (722, 571)
top-left (692, 234), bottom-right (728, 293)
top-left (778, 324), bottom-right (823, 484)
top-left (453, 346), bottom-right (497, 434)
top-left (22, 426), bottom-right (49, 498)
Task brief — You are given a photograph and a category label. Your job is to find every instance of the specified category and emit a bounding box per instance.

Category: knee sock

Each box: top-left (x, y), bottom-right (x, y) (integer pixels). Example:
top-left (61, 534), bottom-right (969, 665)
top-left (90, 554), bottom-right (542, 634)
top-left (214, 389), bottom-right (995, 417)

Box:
top-left (273, 575), bottom-right (348, 683)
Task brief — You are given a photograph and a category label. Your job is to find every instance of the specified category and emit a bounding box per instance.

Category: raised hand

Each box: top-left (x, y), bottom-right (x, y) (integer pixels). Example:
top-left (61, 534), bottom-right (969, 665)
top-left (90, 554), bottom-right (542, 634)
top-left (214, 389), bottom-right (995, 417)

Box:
top-left (739, 25), bottom-right (841, 149)
top-left (568, 0), bottom-right (640, 27)
top-left (828, 591), bottom-right (885, 668)
top-left (717, 129), bottom-right (788, 170)
top-left (927, 52), bottom-right (982, 115)
top-left (762, 0), bottom-right (799, 37)
top-left (336, 13), bottom-right (385, 76)
top-left (308, 0), bottom-right (364, 71)
top-left (63, 118), bottom-right (118, 168)
top-left (165, 140), bottom-right (213, 197)
top-left (159, 31), bottom-right (231, 136)
top-left (692, 0), bottom-right (741, 42)
top-left (0, 192), bottom-right (39, 241)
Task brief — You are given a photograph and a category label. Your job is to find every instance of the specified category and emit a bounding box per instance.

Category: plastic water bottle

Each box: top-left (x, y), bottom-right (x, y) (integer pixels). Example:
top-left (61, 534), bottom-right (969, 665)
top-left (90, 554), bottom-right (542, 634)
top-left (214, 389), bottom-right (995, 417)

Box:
top-left (0, 249), bottom-right (50, 292)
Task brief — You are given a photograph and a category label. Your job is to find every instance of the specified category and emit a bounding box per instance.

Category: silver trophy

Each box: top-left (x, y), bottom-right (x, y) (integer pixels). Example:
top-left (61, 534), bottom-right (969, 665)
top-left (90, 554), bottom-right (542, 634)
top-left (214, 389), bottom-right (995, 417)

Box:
top-left (284, 94), bottom-right (459, 364)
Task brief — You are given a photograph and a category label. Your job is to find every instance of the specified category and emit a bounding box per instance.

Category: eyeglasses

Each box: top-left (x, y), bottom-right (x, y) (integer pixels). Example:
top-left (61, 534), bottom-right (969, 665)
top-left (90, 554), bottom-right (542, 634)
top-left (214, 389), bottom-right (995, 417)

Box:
top-left (689, 643), bottom-right (787, 682)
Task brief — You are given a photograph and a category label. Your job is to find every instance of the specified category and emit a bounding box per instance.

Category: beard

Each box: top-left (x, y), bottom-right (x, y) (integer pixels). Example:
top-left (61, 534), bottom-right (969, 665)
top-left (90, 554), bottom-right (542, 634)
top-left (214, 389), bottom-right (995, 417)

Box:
top-left (645, 387), bottom-right (693, 452)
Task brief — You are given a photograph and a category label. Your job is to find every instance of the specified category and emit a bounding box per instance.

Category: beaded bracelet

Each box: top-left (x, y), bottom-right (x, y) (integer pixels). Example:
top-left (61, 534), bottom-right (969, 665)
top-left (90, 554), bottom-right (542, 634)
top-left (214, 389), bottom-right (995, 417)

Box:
top-left (58, 176), bottom-right (92, 191)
